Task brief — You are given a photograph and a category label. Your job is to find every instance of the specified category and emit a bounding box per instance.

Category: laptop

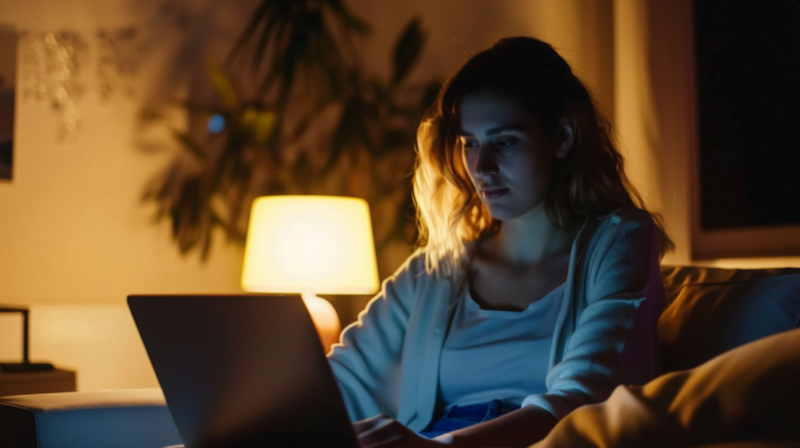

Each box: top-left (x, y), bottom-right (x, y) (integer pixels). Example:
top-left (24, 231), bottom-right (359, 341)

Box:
top-left (128, 294), bottom-right (360, 448)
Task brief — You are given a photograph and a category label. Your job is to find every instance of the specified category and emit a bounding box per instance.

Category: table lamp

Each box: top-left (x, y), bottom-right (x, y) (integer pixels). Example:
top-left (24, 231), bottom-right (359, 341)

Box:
top-left (241, 196), bottom-right (380, 352)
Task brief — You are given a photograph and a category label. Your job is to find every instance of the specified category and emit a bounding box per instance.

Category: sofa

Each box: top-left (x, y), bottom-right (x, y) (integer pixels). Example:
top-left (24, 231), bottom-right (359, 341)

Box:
top-left (1, 264), bottom-right (799, 448)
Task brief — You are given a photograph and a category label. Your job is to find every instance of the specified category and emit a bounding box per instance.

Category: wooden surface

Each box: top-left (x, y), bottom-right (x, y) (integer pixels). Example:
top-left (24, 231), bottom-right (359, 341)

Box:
top-left (0, 368), bottom-right (76, 397)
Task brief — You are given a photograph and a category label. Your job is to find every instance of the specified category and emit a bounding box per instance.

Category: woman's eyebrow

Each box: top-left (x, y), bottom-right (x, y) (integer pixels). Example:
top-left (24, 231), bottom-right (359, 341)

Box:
top-left (459, 124), bottom-right (526, 137)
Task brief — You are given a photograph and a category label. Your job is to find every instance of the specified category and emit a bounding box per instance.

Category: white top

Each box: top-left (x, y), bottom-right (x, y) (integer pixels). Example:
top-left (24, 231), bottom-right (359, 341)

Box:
top-left (438, 282), bottom-right (566, 406)
top-left (329, 209), bottom-right (666, 430)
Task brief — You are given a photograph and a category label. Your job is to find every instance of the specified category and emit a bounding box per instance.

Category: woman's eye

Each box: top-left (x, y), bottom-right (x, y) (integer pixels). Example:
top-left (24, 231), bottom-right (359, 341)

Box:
top-left (462, 140), bottom-right (479, 149)
top-left (494, 138), bottom-right (518, 148)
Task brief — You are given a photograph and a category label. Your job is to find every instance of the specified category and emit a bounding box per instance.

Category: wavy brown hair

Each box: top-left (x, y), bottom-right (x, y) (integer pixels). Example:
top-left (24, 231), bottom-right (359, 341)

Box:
top-left (413, 37), bottom-right (674, 278)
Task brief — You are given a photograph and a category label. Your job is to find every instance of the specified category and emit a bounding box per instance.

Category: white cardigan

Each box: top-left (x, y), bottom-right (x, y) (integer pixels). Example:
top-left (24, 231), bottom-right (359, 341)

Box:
top-left (327, 208), bottom-right (666, 432)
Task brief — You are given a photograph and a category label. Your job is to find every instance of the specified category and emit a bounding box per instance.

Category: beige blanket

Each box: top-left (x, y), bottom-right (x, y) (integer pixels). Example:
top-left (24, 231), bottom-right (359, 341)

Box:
top-left (531, 329), bottom-right (800, 448)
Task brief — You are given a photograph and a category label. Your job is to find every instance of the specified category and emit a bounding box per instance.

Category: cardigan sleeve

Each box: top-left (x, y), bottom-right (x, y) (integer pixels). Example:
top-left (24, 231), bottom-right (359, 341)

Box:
top-left (522, 210), bottom-right (666, 420)
top-left (327, 250), bottom-right (425, 422)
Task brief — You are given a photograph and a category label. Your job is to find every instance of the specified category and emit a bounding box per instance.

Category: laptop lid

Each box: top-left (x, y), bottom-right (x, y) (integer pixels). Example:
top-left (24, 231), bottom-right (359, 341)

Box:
top-left (128, 294), bottom-right (359, 448)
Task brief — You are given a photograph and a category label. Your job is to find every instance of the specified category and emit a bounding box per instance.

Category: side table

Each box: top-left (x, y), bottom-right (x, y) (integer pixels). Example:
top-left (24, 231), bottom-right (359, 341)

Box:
top-left (0, 368), bottom-right (76, 397)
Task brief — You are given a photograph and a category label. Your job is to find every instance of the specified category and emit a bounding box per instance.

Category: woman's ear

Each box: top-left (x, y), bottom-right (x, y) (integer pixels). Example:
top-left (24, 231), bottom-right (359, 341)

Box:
top-left (556, 118), bottom-right (576, 159)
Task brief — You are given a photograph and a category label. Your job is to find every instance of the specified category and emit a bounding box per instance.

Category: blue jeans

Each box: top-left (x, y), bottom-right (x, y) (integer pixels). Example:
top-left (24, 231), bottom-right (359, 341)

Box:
top-left (418, 400), bottom-right (520, 438)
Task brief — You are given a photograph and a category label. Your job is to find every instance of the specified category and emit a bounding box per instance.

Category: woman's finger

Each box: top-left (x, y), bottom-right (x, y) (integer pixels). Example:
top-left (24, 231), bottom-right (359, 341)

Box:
top-left (353, 413), bottom-right (391, 435)
top-left (358, 418), bottom-right (407, 448)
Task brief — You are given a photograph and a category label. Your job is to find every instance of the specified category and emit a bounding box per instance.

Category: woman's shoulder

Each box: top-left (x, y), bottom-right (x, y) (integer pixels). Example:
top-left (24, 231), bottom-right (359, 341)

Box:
top-left (373, 248), bottom-right (453, 314)
top-left (579, 207), bottom-right (658, 259)
top-left (586, 207), bottom-right (656, 240)
top-left (385, 247), bottom-right (443, 286)
top-left (595, 207), bottom-right (655, 226)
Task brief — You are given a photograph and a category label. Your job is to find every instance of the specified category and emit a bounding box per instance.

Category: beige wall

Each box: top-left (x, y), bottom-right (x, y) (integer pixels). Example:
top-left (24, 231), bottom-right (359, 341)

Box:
top-left (0, 0), bottom-right (253, 307)
top-left (1, 0), bottom-right (798, 392)
top-left (1, 306), bottom-right (159, 390)
top-left (614, 0), bottom-right (694, 265)
top-left (351, 0), bottom-right (615, 119)
top-left (0, 0), bottom-right (252, 390)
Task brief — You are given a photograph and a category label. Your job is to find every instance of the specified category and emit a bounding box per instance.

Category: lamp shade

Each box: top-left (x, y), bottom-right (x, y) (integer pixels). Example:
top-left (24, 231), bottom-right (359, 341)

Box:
top-left (241, 196), bottom-right (380, 295)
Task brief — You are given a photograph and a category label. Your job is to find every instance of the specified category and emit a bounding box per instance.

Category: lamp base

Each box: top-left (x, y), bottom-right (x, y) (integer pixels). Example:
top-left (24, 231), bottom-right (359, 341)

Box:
top-left (301, 293), bottom-right (341, 354)
top-left (1, 362), bottom-right (55, 373)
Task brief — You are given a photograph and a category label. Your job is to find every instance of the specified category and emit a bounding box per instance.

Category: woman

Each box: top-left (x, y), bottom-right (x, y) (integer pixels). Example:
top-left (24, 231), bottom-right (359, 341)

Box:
top-left (328, 36), bottom-right (673, 448)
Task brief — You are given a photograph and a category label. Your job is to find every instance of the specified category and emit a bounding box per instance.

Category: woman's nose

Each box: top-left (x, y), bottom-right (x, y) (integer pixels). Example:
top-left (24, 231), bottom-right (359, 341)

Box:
top-left (475, 150), bottom-right (499, 178)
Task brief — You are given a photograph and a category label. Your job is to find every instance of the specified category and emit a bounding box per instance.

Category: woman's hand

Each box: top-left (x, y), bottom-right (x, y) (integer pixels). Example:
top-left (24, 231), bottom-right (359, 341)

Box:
top-left (354, 414), bottom-right (446, 448)
top-left (353, 406), bottom-right (556, 448)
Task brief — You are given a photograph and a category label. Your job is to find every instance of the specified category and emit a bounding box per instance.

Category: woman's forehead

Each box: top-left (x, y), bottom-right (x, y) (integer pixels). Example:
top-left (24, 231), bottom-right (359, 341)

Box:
top-left (458, 91), bottom-right (537, 135)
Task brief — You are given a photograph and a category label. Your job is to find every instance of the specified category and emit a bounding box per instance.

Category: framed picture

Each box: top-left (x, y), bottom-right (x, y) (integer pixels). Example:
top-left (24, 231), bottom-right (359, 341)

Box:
top-left (692, 0), bottom-right (800, 259)
top-left (0, 26), bottom-right (16, 181)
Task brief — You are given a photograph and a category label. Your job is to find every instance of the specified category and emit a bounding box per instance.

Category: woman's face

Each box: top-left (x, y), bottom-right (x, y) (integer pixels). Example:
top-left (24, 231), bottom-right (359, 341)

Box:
top-left (458, 89), bottom-right (569, 221)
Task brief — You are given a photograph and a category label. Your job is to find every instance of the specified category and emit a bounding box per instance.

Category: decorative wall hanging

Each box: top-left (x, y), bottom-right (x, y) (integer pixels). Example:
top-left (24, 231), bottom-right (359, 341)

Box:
top-left (22, 31), bottom-right (86, 143)
top-left (95, 27), bottom-right (140, 101)
top-left (19, 27), bottom-right (141, 143)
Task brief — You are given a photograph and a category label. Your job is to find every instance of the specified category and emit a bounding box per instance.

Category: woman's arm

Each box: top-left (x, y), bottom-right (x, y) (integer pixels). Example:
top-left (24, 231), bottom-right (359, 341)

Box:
top-left (328, 250), bottom-right (425, 421)
top-left (524, 209), bottom-right (666, 419)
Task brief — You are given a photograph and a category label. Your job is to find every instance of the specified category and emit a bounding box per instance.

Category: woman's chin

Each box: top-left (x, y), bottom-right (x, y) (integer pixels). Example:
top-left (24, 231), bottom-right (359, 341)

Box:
top-left (486, 201), bottom-right (548, 223)
top-left (485, 205), bottom-right (521, 222)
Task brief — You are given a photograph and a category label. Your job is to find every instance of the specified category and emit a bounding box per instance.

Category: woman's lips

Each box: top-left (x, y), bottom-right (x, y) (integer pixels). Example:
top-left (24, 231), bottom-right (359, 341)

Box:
top-left (482, 188), bottom-right (509, 199)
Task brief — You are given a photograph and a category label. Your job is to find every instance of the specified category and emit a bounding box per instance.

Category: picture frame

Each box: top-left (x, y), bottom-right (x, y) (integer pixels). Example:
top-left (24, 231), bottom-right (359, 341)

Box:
top-left (691, 0), bottom-right (800, 259)
top-left (0, 25), bottom-right (16, 181)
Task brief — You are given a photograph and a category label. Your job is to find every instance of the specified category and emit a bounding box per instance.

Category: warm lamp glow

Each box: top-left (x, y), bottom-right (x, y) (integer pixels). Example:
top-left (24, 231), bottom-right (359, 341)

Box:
top-left (241, 196), bottom-right (380, 351)
top-left (241, 196), bottom-right (379, 294)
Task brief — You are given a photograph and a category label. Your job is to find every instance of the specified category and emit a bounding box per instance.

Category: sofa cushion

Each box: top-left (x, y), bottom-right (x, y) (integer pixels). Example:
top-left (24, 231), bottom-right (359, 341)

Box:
top-left (658, 265), bottom-right (800, 372)
top-left (0, 388), bottom-right (181, 448)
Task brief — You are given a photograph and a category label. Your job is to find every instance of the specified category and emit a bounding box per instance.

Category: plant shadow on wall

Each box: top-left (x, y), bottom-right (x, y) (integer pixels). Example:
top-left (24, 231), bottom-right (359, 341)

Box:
top-left (140, 0), bottom-right (439, 288)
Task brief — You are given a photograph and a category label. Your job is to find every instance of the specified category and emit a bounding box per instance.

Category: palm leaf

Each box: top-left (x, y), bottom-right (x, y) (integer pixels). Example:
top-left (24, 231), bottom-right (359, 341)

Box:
top-left (170, 129), bottom-right (207, 162)
top-left (325, 0), bottom-right (371, 34)
top-left (206, 58), bottom-right (239, 109)
top-left (391, 17), bottom-right (426, 87)
top-left (225, 0), bottom-right (277, 66)
top-left (251, 1), bottom-right (292, 72)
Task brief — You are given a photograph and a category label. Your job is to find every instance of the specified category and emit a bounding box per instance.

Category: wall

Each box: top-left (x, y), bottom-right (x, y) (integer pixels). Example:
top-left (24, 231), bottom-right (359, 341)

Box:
top-left (351, 0), bottom-right (615, 121)
top-left (0, 0), bottom-right (255, 391)
top-left (0, 306), bottom-right (159, 390)
top-left (614, 0), bottom-right (693, 265)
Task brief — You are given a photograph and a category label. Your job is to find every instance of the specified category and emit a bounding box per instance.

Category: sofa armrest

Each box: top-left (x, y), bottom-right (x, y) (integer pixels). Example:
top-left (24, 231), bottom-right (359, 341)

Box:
top-left (0, 388), bottom-right (182, 448)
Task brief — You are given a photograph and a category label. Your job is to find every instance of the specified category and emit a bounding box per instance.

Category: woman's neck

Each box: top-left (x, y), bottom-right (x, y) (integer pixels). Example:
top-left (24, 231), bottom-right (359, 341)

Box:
top-left (482, 202), bottom-right (579, 269)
